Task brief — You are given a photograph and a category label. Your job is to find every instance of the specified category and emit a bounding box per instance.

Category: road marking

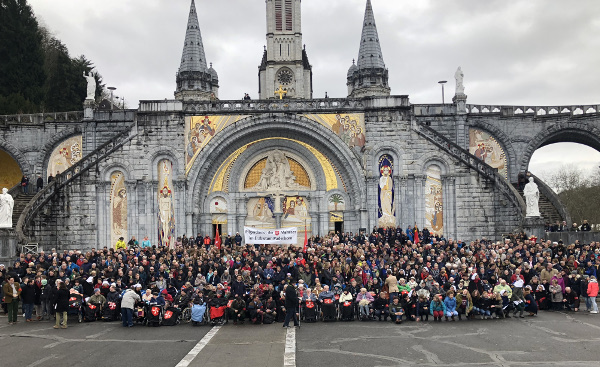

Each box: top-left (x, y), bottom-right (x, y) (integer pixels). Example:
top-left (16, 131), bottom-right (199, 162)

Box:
top-left (284, 327), bottom-right (296, 367)
top-left (27, 355), bottom-right (58, 367)
top-left (86, 327), bottom-right (115, 339)
top-left (175, 326), bottom-right (221, 367)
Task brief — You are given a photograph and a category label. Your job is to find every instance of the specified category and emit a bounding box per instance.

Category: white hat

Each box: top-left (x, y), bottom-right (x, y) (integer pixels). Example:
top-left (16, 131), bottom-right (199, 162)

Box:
top-left (86, 276), bottom-right (93, 284)
top-left (513, 279), bottom-right (524, 288)
top-left (134, 283), bottom-right (142, 288)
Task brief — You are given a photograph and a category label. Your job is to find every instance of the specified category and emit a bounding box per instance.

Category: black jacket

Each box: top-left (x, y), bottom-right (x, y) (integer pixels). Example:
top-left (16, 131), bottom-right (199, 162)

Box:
top-left (21, 283), bottom-right (36, 304)
top-left (54, 288), bottom-right (70, 313)
top-left (285, 285), bottom-right (298, 309)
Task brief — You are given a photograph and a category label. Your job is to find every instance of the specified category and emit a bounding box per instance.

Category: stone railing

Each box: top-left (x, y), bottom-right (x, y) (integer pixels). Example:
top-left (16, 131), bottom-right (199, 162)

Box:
top-left (0, 111), bottom-right (84, 125)
top-left (15, 123), bottom-right (138, 244)
top-left (413, 121), bottom-right (526, 217)
top-left (139, 96), bottom-right (410, 115)
top-left (466, 104), bottom-right (600, 117)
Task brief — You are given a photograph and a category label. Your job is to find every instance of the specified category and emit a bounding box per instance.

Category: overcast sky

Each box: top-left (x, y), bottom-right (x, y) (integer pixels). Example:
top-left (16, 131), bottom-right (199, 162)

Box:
top-left (28, 0), bottom-right (600, 183)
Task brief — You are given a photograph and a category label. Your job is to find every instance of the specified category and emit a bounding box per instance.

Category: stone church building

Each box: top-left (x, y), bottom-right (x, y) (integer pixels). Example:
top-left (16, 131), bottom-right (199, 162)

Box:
top-left (3, 0), bottom-right (598, 253)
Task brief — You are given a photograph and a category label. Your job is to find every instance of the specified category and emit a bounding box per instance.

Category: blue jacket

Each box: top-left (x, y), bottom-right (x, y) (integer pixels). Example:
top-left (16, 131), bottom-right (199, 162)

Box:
top-left (443, 296), bottom-right (457, 312)
top-left (430, 300), bottom-right (446, 315)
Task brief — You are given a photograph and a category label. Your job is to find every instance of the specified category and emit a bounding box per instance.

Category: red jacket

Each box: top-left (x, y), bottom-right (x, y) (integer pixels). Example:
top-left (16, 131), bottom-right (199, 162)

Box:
top-left (587, 280), bottom-right (599, 297)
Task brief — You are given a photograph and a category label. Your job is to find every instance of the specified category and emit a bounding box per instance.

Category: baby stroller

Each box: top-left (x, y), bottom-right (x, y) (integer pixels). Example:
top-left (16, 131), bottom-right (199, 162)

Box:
top-left (67, 294), bottom-right (83, 323)
top-left (191, 303), bottom-right (207, 326)
top-left (340, 300), bottom-right (355, 321)
top-left (83, 302), bottom-right (101, 322)
top-left (162, 306), bottom-right (181, 326)
top-left (102, 301), bottom-right (120, 322)
top-left (301, 300), bottom-right (318, 323)
top-left (146, 303), bottom-right (163, 327)
top-left (209, 305), bottom-right (227, 326)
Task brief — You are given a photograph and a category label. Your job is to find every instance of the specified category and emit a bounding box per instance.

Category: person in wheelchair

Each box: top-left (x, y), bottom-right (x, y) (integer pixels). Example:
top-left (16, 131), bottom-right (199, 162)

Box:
top-left (339, 288), bottom-right (354, 321)
top-left (373, 291), bottom-right (389, 321)
top-left (356, 288), bottom-right (374, 320)
top-left (318, 285), bottom-right (337, 321)
top-left (174, 288), bottom-right (192, 309)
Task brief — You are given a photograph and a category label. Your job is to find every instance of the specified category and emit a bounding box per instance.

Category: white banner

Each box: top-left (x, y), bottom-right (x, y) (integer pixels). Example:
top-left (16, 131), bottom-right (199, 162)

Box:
top-left (244, 227), bottom-right (298, 245)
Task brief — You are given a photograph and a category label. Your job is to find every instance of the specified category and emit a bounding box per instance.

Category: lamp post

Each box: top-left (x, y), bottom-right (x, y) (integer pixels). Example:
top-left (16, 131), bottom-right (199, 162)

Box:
top-left (107, 87), bottom-right (116, 110)
top-left (438, 81), bottom-right (447, 105)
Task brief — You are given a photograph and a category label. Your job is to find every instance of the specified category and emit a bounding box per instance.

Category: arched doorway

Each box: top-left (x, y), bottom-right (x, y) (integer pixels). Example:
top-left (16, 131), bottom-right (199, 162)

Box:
top-left (0, 149), bottom-right (23, 189)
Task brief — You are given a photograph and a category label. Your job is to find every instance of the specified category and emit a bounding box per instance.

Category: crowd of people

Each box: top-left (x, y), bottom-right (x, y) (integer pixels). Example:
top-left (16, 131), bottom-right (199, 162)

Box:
top-left (1, 226), bottom-right (600, 329)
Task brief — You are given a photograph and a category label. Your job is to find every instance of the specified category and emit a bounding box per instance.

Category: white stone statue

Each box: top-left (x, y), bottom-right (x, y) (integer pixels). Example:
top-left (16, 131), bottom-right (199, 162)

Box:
top-left (523, 177), bottom-right (541, 217)
top-left (455, 66), bottom-right (465, 95)
top-left (83, 71), bottom-right (96, 100)
top-left (0, 188), bottom-right (15, 228)
top-left (252, 150), bottom-right (307, 191)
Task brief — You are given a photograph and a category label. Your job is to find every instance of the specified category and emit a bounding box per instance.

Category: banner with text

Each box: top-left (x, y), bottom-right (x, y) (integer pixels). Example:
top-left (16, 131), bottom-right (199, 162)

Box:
top-left (244, 227), bottom-right (298, 245)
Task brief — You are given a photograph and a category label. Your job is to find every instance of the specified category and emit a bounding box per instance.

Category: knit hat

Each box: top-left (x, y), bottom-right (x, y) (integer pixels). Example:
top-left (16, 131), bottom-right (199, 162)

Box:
top-left (41, 279), bottom-right (48, 286)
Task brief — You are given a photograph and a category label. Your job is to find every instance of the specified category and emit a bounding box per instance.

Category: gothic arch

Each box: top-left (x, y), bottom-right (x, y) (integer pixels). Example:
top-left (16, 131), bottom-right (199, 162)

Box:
top-left (518, 122), bottom-right (600, 174)
top-left (370, 143), bottom-right (404, 177)
top-left (416, 153), bottom-right (455, 176)
top-left (187, 114), bottom-right (367, 217)
top-left (38, 127), bottom-right (82, 177)
top-left (101, 162), bottom-right (133, 182)
top-left (0, 137), bottom-right (31, 175)
top-left (149, 149), bottom-right (183, 179)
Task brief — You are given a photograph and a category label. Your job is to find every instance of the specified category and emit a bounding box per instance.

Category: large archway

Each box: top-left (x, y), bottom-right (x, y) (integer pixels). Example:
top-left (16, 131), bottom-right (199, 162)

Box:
top-left (187, 114), bottom-right (367, 237)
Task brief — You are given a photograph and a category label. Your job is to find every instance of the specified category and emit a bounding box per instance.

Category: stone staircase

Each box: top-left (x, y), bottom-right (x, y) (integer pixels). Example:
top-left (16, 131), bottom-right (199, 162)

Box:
top-left (16, 123), bottom-right (138, 244)
top-left (11, 192), bottom-right (35, 229)
top-left (511, 183), bottom-right (563, 224)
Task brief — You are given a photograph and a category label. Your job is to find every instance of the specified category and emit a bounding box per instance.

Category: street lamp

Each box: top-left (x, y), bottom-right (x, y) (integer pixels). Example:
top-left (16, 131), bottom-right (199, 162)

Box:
top-left (107, 87), bottom-right (116, 110)
top-left (438, 81), bottom-right (447, 105)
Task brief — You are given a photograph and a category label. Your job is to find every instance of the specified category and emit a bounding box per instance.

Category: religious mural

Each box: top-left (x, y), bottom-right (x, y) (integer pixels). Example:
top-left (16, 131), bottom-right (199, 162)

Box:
top-left (378, 155), bottom-right (395, 228)
top-left (425, 165), bottom-right (444, 235)
top-left (157, 160), bottom-right (176, 248)
top-left (469, 129), bottom-right (508, 179)
top-left (282, 196), bottom-right (311, 246)
top-left (328, 193), bottom-right (345, 212)
top-left (110, 171), bottom-right (127, 248)
top-left (185, 115), bottom-right (249, 173)
top-left (47, 135), bottom-right (82, 177)
top-left (303, 114), bottom-right (366, 149)
top-left (210, 196), bottom-right (228, 226)
top-left (0, 150), bottom-right (22, 189)
top-left (246, 197), bottom-right (276, 228)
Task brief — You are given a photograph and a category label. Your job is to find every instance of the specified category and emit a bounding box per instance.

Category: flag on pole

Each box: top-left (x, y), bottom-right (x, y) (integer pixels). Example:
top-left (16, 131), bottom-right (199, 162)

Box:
top-left (303, 224), bottom-right (308, 253)
top-left (215, 225), bottom-right (222, 250)
top-left (414, 224), bottom-right (420, 244)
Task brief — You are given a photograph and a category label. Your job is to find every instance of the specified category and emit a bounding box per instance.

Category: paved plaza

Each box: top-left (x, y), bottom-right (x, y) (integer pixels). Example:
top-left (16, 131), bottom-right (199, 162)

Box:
top-left (2, 311), bottom-right (600, 367)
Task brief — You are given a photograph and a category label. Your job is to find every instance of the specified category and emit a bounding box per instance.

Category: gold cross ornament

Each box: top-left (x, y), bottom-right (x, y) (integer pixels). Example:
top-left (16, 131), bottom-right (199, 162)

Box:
top-left (274, 85), bottom-right (288, 100)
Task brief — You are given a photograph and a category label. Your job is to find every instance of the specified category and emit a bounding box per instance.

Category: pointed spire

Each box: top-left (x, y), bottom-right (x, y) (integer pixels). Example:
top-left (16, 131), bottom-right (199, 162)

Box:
top-left (357, 0), bottom-right (386, 70)
top-left (175, 0), bottom-right (218, 101)
top-left (178, 0), bottom-right (208, 74)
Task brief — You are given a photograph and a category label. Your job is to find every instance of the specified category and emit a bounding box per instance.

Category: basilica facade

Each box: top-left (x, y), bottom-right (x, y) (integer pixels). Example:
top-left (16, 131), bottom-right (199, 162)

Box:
top-left (12, 0), bottom-right (589, 252)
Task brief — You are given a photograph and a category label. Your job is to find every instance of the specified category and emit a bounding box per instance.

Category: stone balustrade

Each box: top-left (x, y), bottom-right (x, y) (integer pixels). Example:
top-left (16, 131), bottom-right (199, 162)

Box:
top-left (466, 104), bottom-right (600, 117)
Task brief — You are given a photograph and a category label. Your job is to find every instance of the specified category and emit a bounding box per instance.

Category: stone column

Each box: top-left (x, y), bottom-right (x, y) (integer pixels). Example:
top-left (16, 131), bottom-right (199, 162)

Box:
top-left (147, 181), bottom-right (158, 246)
top-left (399, 176), bottom-right (408, 229)
top-left (96, 181), bottom-right (110, 248)
top-left (414, 175), bottom-right (425, 228)
top-left (125, 180), bottom-right (137, 243)
top-left (175, 180), bottom-right (186, 238)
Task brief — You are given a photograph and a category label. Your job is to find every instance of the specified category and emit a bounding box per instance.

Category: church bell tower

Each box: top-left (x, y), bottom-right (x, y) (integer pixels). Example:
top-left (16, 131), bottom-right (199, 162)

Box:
top-left (259, 0), bottom-right (313, 99)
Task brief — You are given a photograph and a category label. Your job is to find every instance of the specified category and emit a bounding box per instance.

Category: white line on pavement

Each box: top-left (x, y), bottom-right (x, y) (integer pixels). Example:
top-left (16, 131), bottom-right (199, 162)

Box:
top-left (175, 326), bottom-right (221, 367)
top-left (284, 327), bottom-right (296, 367)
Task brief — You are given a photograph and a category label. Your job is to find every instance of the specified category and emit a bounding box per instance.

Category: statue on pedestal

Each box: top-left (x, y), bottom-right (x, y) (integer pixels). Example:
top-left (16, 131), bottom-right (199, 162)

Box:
top-left (455, 66), bottom-right (465, 95)
top-left (0, 188), bottom-right (15, 228)
top-left (523, 177), bottom-right (541, 217)
top-left (83, 71), bottom-right (96, 100)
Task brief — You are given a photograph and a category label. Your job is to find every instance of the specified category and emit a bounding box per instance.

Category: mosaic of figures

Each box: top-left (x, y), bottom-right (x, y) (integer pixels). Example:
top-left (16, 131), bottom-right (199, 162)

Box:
top-left (469, 129), bottom-right (508, 179)
top-left (378, 155), bottom-right (395, 228)
top-left (47, 135), bottom-right (82, 177)
top-left (110, 171), bottom-right (128, 248)
top-left (185, 115), bottom-right (249, 173)
top-left (158, 160), bottom-right (176, 248)
top-left (246, 197), bottom-right (276, 228)
top-left (425, 165), bottom-right (444, 235)
top-left (0, 150), bottom-right (22, 189)
top-left (303, 113), bottom-right (366, 149)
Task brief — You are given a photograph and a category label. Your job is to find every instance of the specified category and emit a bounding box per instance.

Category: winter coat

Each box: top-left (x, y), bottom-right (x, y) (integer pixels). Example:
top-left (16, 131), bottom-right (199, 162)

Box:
top-left (121, 289), bottom-right (141, 310)
top-left (443, 296), bottom-right (457, 312)
top-left (430, 300), bottom-right (446, 315)
top-left (549, 284), bottom-right (563, 303)
top-left (455, 293), bottom-right (473, 314)
top-left (54, 288), bottom-right (70, 313)
top-left (587, 279), bottom-right (599, 297)
top-left (21, 283), bottom-right (36, 304)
